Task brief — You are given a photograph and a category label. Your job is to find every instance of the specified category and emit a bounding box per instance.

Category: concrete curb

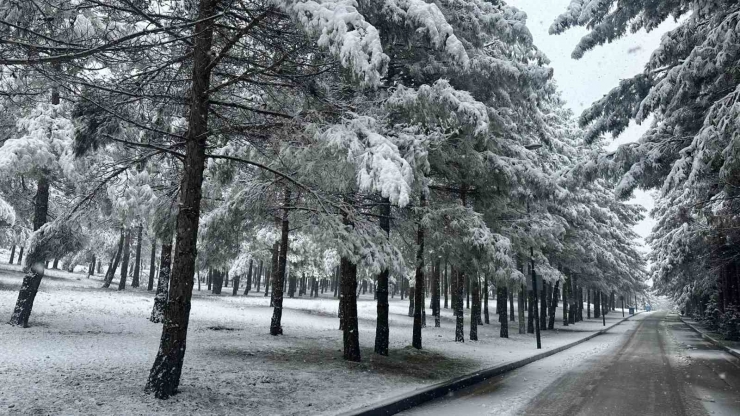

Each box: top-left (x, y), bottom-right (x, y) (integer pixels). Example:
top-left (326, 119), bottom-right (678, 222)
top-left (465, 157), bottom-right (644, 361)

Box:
top-left (339, 311), bottom-right (644, 416)
top-left (678, 316), bottom-right (740, 360)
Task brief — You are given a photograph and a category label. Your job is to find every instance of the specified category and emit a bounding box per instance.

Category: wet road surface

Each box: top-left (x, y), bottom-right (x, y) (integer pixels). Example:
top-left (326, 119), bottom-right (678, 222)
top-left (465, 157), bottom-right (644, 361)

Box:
top-left (401, 312), bottom-right (740, 416)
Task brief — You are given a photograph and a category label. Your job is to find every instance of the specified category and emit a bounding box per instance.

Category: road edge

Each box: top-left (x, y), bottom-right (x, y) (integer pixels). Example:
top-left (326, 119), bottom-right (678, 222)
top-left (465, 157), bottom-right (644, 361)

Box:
top-left (338, 311), bottom-right (644, 416)
top-left (678, 316), bottom-right (740, 360)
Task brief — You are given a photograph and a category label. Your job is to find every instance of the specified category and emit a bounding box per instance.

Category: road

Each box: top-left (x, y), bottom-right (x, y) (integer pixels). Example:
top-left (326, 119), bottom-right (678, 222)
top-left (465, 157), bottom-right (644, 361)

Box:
top-left (400, 312), bottom-right (740, 416)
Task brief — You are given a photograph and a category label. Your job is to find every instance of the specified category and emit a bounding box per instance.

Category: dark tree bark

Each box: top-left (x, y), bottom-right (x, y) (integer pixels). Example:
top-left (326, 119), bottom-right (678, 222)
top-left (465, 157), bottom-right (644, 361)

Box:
top-left (563, 276), bottom-right (569, 325)
top-left (374, 197), bottom-right (391, 355)
top-left (212, 270), bottom-right (223, 294)
top-left (412, 192), bottom-right (425, 349)
top-left (255, 260), bottom-right (262, 293)
top-left (52, 258), bottom-right (59, 269)
top-left (587, 289), bottom-right (591, 319)
top-left (8, 174), bottom-right (50, 327)
top-left (118, 229), bottom-right (132, 290)
top-left (527, 287), bottom-right (535, 333)
top-left (131, 225), bottom-right (143, 288)
top-left (264, 264), bottom-right (271, 297)
top-left (88, 255), bottom-right (96, 278)
top-left (145, 0), bottom-right (219, 399)
top-left (500, 285), bottom-right (508, 338)
top-left (232, 271), bottom-right (240, 296)
top-left (270, 188), bottom-right (291, 335)
top-left (17, 246), bottom-right (23, 265)
top-left (408, 281), bottom-right (415, 317)
top-left (549, 280), bottom-right (559, 330)
top-left (509, 283), bottom-right (515, 322)
top-left (540, 281), bottom-right (547, 330)
top-left (340, 254), bottom-right (361, 361)
top-left (432, 257), bottom-right (441, 328)
top-left (483, 275), bottom-right (490, 324)
top-left (9, 244), bottom-right (15, 264)
top-left (518, 284), bottom-right (526, 334)
top-left (244, 259), bottom-right (253, 295)
top-left (103, 228), bottom-right (125, 288)
top-left (147, 241), bottom-right (157, 291)
top-left (269, 239), bottom-right (279, 306)
top-left (465, 273), bottom-right (470, 310)
top-left (443, 259), bottom-right (449, 309)
top-left (470, 274), bottom-right (480, 340)
top-left (150, 242), bottom-right (173, 323)
top-left (455, 268), bottom-right (465, 342)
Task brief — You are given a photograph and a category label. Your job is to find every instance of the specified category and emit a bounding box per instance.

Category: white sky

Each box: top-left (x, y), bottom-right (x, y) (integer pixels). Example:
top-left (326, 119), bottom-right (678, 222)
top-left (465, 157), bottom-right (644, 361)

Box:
top-left (507, 0), bottom-right (678, 250)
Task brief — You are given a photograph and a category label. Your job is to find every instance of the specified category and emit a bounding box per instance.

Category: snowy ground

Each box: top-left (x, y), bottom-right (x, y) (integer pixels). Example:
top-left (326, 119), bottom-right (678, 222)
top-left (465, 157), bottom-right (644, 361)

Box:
top-left (0, 265), bottom-right (633, 415)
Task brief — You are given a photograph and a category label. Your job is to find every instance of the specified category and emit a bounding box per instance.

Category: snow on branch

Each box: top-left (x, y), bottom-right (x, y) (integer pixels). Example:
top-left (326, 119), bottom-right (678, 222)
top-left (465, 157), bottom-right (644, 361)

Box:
top-left (388, 79), bottom-right (490, 136)
top-left (319, 115), bottom-right (413, 207)
top-left (381, 0), bottom-right (469, 67)
top-left (0, 197), bottom-right (16, 227)
top-left (274, 0), bottom-right (389, 87)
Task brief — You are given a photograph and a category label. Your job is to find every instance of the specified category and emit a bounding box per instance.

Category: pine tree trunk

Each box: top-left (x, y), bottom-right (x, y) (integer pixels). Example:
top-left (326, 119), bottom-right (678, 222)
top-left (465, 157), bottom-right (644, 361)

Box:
top-left (374, 198), bottom-right (391, 355)
top-left (52, 258), bottom-right (59, 269)
top-left (562, 277), bottom-right (569, 325)
top-left (527, 288), bottom-right (535, 333)
top-left (408, 281), bottom-right (415, 317)
top-left (500, 285), bottom-right (508, 338)
top-left (470, 275), bottom-right (480, 340)
top-left (412, 192), bottom-right (425, 349)
top-left (255, 260), bottom-right (262, 293)
top-left (150, 242), bottom-right (173, 323)
top-left (549, 280), bottom-right (559, 330)
top-left (232, 271), bottom-right (240, 296)
top-left (509, 284), bottom-right (515, 322)
top-left (270, 189), bottom-right (290, 335)
top-left (540, 281), bottom-right (547, 330)
top-left (269, 240), bottom-right (279, 306)
top-left (244, 259), bottom-right (253, 295)
top-left (145, 0), bottom-right (218, 398)
top-left (264, 264), bottom-right (271, 297)
top-left (518, 284), bottom-right (526, 334)
top-left (130, 225), bottom-right (142, 287)
top-left (118, 229), bottom-right (132, 290)
top-left (432, 258), bottom-right (441, 328)
top-left (103, 228), bottom-right (125, 288)
top-left (147, 241), bottom-right (157, 291)
top-left (8, 173), bottom-right (50, 327)
top-left (587, 289), bottom-right (591, 319)
top-left (16, 246), bottom-right (23, 265)
top-left (455, 268), bottom-right (465, 342)
top-left (483, 275), bottom-right (490, 324)
top-left (466, 273), bottom-right (470, 310)
top-left (212, 270), bottom-right (223, 294)
top-left (340, 254), bottom-right (361, 361)
top-left (9, 244), bottom-right (15, 264)
top-left (89, 255), bottom-right (96, 278)
top-left (442, 259), bottom-right (448, 309)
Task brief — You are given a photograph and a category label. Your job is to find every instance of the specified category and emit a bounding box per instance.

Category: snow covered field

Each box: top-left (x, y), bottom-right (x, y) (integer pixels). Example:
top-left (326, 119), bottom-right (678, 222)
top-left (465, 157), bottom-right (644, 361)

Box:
top-left (0, 267), bottom-right (631, 415)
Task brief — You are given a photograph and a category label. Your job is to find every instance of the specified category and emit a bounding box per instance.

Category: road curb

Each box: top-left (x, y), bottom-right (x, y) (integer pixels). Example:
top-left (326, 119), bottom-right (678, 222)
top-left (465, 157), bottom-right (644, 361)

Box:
top-left (339, 311), bottom-right (644, 416)
top-left (678, 316), bottom-right (740, 360)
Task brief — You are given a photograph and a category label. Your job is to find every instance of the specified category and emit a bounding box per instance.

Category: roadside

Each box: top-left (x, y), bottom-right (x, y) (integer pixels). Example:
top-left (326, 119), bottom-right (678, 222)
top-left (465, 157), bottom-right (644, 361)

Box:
top-left (679, 316), bottom-right (740, 359)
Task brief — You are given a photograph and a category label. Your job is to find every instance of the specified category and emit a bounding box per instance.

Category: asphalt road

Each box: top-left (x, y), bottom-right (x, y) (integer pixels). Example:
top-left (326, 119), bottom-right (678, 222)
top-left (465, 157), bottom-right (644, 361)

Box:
top-left (401, 311), bottom-right (740, 416)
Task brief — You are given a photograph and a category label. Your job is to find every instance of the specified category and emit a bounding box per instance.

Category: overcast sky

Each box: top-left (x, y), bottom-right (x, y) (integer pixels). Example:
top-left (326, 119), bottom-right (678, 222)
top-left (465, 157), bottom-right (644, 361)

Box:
top-left (506, 0), bottom-right (678, 250)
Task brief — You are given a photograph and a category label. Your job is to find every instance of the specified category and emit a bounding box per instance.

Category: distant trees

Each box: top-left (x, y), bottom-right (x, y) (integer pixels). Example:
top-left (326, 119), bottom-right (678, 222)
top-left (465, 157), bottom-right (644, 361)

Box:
top-left (552, 0), bottom-right (740, 338)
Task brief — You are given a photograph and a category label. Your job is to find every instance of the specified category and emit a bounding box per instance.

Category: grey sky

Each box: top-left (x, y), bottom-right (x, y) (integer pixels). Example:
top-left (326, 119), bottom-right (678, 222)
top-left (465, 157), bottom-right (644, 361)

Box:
top-left (507, 0), bottom-right (678, 249)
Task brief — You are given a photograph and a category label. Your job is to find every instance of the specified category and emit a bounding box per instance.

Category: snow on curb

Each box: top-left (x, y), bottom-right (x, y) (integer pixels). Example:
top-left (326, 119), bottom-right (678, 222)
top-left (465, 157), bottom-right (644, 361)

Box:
top-left (678, 316), bottom-right (740, 360)
top-left (339, 311), bottom-right (644, 416)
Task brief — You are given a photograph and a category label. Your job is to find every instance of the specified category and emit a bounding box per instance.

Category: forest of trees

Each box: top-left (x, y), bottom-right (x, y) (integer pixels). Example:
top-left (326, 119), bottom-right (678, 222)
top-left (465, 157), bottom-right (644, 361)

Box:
top-left (549, 0), bottom-right (740, 341)
top-left (2, 0), bottom-right (734, 402)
